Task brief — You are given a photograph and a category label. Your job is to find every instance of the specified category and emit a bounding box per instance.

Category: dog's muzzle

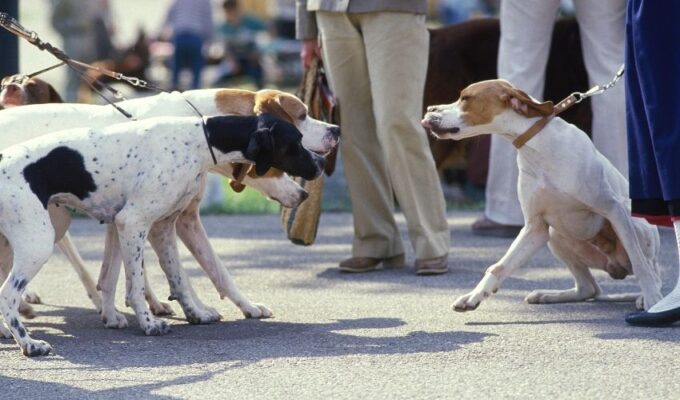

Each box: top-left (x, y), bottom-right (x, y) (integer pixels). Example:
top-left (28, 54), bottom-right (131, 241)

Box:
top-left (421, 114), bottom-right (460, 136)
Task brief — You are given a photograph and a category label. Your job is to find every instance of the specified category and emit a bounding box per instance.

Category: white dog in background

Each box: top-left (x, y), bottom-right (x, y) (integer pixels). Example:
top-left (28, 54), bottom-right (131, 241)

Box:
top-left (422, 79), bottom-right (663, 312)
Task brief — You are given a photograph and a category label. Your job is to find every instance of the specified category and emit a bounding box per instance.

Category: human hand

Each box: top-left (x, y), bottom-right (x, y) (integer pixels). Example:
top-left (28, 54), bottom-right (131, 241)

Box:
top-left (301, 39), bottom-right (321, 70)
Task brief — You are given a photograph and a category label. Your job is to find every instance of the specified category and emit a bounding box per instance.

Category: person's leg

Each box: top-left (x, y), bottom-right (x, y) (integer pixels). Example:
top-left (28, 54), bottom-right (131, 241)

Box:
top-left (478, 0), bottom-right (560, 235)
top-left (360, 12), bottom-right (450, 266)
top-left (573, 0), bottom-right (627, 176)
top-left (188, 34), bottom-right (204, 89)
top-left (624, 0), bottom-right (680, 326)
top-left (171, 34), bottom-right (186, 90)
top-left (316, 12), bottom-right (405, 267)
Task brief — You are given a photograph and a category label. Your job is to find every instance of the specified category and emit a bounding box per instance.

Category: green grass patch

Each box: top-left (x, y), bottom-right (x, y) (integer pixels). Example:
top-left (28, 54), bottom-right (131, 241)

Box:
top-left (202, 179), bottom-right (280, 215)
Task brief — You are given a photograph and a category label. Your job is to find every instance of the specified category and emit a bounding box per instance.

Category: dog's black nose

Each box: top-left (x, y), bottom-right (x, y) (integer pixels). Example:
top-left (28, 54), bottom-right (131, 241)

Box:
top-left (329, 126), bottom-right (341, 138)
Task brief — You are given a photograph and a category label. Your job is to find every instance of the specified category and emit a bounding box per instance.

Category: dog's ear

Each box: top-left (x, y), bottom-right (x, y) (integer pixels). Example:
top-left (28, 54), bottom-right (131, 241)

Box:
top-left (502, 87), bottom-right (554, 118)
top-left (245, 127), bottom-right (275, 176)
top-left (48, 83), bottom-right (64, 103)
top-left (254, 91), bottom-right (296, 124)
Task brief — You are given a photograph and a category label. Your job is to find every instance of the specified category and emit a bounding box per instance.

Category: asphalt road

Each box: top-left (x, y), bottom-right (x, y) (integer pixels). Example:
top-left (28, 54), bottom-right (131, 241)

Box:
top-left (0, 211), bottom-right (679, 399)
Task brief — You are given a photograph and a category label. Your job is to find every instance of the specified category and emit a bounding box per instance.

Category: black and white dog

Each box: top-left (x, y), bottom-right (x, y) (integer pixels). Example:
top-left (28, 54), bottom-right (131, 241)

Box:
top-left (0, 113), bottom-right (323, 356)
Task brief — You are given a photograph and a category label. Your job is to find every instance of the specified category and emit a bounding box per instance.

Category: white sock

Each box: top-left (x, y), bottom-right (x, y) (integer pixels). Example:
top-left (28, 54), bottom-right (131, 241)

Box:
top-left (647, 219), bottom-right (680, 313)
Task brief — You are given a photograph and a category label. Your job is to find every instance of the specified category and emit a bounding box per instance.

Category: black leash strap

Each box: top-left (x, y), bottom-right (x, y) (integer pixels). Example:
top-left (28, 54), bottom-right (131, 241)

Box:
top-left (183, 99), bottom-right (218, 165)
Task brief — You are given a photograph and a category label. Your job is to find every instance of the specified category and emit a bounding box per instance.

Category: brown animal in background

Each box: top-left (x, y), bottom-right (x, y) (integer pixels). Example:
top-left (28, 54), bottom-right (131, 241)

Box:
top-left (0, 74), bottom-right (63, 107)
top-left (424, 18), bottom-right (591, 188)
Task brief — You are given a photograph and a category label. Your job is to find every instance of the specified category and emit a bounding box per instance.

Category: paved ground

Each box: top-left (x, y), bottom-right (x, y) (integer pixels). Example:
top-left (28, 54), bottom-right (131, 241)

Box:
top-left (0, 212), bottom-right (679, 399)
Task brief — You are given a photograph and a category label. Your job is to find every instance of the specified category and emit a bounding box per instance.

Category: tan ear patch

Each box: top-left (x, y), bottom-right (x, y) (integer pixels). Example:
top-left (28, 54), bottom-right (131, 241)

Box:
top-left (215, 89), bottom-right (256, 115)
top-left (254, 91), bottom-right (294, 124)
top-left (504, 87), bottom-right (554, 118)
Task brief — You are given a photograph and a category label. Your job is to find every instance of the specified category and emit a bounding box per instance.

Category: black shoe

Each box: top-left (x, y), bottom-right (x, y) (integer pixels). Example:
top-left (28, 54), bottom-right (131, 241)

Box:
top-left (625, 307), bottom-right (680, 327)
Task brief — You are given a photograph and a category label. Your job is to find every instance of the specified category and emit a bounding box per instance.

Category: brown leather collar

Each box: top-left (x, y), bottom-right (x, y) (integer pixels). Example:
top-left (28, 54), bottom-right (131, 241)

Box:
top-left (229, 162), bottom-right (253, 193)
top-left (512, 94), bottom-right (579, 149)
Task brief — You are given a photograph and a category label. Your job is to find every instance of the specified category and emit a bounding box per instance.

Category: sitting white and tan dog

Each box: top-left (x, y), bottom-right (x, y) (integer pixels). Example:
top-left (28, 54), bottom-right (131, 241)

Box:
top-left (0, 113), bottom-right (324, 356)
top-left (421, 79), bottom-right (663, 312)
top-left (0, 88), bottom-right (339, 329)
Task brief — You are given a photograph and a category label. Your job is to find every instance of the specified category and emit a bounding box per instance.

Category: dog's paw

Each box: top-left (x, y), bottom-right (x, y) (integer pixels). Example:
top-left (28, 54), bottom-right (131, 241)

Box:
top-left (241, 303), bottom-right (273, 319)
top-left (18, 301), bottom-right (36, 319)
top-left (23, 290), bottom-right (42, 304)
top-left (525, 290), bottom-right (553, 304)
top-left (142, 319), bottom-right (170, 336)
top-left (0, 322), bottom-right (12, 339)
top-left (149, 301), bottom-right (175, 317)
top-left (452, 291), bottom-right (486, 312)
top-left (101, 310), bottom-right (129, 329)
top-left (185, 306), bottom-right (222, 325)
top-left (21, 339), bottom-right (52, 357)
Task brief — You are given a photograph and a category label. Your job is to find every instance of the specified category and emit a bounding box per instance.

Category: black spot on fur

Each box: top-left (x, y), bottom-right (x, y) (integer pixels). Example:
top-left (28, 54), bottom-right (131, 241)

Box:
top-left (12, 278), bottom-right (26, 291)
top-left (23, 146), bottom-right (97, 208)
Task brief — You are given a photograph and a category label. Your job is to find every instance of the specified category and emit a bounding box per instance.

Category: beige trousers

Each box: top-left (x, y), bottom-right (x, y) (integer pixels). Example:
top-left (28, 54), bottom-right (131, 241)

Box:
top-left (316, 11), bottom-right (450, 259)
top-left (486, 0), bottom-right (627, 225)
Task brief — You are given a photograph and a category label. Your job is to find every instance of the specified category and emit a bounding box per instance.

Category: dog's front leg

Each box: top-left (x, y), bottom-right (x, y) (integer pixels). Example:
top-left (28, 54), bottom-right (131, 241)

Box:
top-left (453, 221), bottom-right (549, 312)
top-left (606, 206), bottom-right (663, 309)
top-left (114, 212), bottom-right (169, 336)
top-left (148, 217), bottom-right (221, 324)
top-left (176, 205), bottom-right (272, 319)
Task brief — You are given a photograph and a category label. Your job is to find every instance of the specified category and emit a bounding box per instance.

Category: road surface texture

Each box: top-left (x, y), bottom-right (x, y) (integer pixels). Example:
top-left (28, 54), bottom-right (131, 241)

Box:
top-left (0, 212), bottom-right (679, 399)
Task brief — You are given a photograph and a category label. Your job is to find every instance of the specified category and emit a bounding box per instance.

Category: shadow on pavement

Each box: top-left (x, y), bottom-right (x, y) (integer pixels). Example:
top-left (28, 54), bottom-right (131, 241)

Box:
top-left (0, 369), bottom-right (226, 400)
top-left (0, 308), bottom-right (494, 369)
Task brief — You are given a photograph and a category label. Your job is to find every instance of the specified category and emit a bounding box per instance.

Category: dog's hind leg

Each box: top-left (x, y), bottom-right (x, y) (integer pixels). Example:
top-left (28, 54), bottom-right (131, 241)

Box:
top-left (57, 233), bottom-right (102, 312)
top-left (114, 211), bottom-right (169, 336)
top-left (148, 216), bottom-right (221, 324)
top-left (97, 224), bottom-right (128, 329)
top-left (526, 230), bottom-right (603, 304)
top-left (176, 203), bottom-right (272, 319)
top-left (0, 210), bottom-right (55, 356)
top-left (605, 205), bottom-right (663, 309)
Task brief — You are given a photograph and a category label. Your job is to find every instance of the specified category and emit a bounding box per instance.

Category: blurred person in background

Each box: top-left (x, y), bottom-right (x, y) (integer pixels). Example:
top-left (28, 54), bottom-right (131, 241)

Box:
top-left (269, 0), bottom-right (297, 40)
top-left (50, 0), bottom-right (101, 101)
top-left (438, 0), bottom-right (495, 25)
top-left (163, 0), bottom-right (214, 90)
top-left (214, 0), bottom-right (268, 89)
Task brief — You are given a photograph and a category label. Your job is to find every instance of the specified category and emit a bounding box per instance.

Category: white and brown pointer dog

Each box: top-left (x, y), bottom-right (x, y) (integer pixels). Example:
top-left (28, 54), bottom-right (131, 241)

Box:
top-left (0, 88), bottom-right (339, 330)
top-left (422, 79), bottom-right (663, 312)
top-left (0, 113), bottom-right (324, 356)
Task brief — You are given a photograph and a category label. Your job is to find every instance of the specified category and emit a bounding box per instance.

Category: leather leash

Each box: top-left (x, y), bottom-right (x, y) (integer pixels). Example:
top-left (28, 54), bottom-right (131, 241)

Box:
top-left (0, 12), bottom-right (221, 166)
top-left (512, 64), bottom-right (625, 149)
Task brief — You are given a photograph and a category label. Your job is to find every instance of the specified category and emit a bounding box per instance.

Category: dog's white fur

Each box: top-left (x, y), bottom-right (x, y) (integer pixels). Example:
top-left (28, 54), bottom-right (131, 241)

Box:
top-left (0, 88), bottom-right (338, 334)
top-left (422, 79), bottom-right (663, 312)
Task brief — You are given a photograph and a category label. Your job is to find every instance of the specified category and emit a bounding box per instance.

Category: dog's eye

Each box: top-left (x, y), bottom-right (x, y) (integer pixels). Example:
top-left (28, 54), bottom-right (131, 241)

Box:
top-left (460, 96), bottom-right (470, 102)
top-left (298, 113), bottom-right (307, 121)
